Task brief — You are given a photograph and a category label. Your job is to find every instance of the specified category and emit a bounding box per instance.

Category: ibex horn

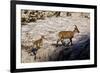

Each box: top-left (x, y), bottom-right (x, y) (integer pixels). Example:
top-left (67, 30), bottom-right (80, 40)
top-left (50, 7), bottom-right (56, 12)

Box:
top-left (74, 25), bottom-right (77, 28)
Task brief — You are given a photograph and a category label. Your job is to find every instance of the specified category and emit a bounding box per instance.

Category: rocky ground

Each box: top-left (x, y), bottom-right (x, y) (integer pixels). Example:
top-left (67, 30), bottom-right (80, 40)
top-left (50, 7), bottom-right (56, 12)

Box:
top-left (21, 12), bottom-right (90, 63)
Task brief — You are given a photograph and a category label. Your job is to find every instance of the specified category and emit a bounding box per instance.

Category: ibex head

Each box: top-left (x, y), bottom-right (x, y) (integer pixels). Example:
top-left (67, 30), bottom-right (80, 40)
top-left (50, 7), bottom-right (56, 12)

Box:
top-left (41, 35), bottom-right (47, 39)
top-left (73, 25), bottom-right (80, 33)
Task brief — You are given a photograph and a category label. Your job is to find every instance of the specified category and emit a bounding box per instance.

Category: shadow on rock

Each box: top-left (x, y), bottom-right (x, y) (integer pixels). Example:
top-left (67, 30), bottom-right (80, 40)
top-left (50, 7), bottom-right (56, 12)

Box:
top-left (49, 35), bottom-right (90, 61)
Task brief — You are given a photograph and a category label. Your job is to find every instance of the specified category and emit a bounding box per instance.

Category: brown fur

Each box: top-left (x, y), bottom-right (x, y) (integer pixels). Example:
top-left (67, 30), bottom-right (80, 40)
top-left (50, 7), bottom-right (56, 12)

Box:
top-left (33, 36), bottom-right (45, 49)
top-left (57, 25), bottom-right (80, 45)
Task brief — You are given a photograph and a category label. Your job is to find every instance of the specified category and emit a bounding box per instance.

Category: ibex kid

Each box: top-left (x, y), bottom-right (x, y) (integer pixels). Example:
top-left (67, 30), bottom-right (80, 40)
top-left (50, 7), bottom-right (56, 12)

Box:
top-left (28, 35), bottom-right (46, 57)
top-left (33, 35), bottom-right (46, 49)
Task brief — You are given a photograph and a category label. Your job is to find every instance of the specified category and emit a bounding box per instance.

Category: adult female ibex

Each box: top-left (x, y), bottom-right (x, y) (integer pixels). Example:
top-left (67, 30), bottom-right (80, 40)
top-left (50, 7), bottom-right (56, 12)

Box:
top-left (57, 25), bottom-right (80, 46)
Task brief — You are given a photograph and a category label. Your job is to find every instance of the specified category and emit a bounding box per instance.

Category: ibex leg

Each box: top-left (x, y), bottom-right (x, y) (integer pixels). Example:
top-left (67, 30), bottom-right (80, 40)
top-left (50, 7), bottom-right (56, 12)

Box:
top-left (70, 38), bottom-right (73, 45)
top-left (57, 39), bottom-right (60, 45)
top-left (61, 39), bottom-right (64, 45)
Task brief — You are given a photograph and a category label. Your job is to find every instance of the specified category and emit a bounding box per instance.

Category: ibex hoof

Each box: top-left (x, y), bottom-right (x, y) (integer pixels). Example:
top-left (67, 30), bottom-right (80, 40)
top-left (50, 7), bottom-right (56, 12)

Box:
top-left (56, 44), bottom-right (59, 47)
top-left (71, 44), bottom-right (73, 46)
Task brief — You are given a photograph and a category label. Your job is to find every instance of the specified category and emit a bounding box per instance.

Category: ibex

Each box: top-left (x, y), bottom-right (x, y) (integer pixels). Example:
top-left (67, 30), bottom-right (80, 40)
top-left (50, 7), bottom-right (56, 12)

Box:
top-left (27, 35), bottom-right (46, 57)
top-left (33, 35), bottom-right (46, 49)
top-left (57, 25), bottom-right (80, 46)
